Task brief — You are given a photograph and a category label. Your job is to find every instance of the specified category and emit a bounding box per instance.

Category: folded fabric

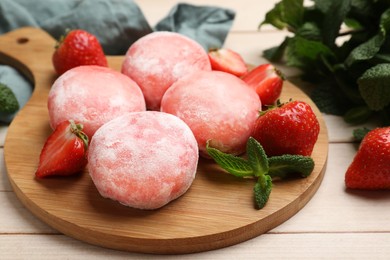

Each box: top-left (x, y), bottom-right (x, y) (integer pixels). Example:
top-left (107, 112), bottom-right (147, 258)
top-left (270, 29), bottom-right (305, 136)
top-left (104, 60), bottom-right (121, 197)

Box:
top-left (0, 0), bottom-right (153, 55)
top-left (0, 0), bottom-right (235, 54)
top-left (0, 0), bottom-right (235, 123)
top-left (155, 3), bottom-right (235, 51)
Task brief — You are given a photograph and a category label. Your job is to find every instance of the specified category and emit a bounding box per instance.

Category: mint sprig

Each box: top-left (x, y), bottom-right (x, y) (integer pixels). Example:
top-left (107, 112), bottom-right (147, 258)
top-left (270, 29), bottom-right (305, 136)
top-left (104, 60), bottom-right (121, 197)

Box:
top-left (206, 137), bottom-right (315, 209)
top-left (261, 0), bottom-right (390, 127)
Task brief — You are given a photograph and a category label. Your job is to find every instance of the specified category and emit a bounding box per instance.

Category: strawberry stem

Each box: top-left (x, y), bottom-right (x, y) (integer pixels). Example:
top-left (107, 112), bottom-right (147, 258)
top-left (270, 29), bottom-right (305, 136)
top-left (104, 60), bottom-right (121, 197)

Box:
top-left (69, 120), bottom-right (89, 149)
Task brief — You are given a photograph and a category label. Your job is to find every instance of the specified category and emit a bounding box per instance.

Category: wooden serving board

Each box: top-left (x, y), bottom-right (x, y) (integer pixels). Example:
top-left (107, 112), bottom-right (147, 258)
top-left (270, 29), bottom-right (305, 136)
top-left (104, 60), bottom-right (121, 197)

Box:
top-left (2, 28), bottom-right (328, 254)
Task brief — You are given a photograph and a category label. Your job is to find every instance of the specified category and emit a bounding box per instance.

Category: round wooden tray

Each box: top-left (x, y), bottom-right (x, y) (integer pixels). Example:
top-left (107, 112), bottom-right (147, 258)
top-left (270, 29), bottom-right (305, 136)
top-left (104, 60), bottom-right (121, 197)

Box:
top-left (2, 27), bottom-right (328, 254)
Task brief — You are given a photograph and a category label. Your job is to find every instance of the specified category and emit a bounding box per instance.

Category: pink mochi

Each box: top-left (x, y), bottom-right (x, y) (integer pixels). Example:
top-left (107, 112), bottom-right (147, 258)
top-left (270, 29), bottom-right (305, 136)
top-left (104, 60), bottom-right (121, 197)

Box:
top-left (161, 70), bottom-right (262, 157)
top-left (48, 65), bottom-right (146, 139)
top-left (121, 31), bottom-right (211, 110)
top-left (88, 111), bottom-right (199, 210)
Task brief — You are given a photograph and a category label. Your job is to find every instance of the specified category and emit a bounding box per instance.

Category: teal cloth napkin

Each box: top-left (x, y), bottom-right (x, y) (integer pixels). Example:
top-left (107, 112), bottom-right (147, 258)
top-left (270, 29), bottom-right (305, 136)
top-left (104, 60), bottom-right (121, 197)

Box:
top-left (0, 0), bottom-right (235, 123)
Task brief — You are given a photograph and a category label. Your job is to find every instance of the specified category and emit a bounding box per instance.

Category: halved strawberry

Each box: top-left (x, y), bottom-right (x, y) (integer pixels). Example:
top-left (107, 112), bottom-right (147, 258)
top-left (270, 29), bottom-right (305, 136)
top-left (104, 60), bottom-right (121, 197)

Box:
top-left (242, 63), bottom-right (284, 106)
top-left (35, 120), bottom-right (89, 178)
top-left (208, 48), bottom-right (248, 77)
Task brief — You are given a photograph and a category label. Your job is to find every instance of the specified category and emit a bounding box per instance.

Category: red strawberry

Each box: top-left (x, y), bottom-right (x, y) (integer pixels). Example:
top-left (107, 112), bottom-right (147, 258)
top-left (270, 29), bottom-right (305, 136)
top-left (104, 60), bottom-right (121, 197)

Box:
top-left (242, 63), bottom-right (284, 106)
top-left (35, 120), bottom-right (89, 178)
top-left (252, 100), bottom-right (320, 156)
top-left (208, 48), bottom-right (248, 77)
top-left (345, 127), bottom-right (390, 190)
top-left (52, 29), bottom-right (108, 75)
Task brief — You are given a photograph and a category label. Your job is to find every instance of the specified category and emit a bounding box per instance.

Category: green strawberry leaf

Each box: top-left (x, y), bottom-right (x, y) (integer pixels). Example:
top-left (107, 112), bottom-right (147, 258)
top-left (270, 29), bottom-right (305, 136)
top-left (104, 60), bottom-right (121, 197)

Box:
top-left (268, 154), bottom-right (315, 178)
top-left (206, 141), bottom-right (254, 178)
top-left (0, 83), bottom-right (19, 114)
top-left (254, 175), bottom-right (272, 209)
top-left (358, 63), bottom-right (390, 111)
top-left (246, 137), bottom-right (269, 177)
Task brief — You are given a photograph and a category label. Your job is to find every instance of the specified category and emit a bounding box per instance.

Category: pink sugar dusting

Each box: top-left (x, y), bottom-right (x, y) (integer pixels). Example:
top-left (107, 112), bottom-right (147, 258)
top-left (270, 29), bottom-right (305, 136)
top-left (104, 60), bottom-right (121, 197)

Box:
top-left (88, 111), bottom-right (199, 210)
top-left (161, 70), bottom-right (262, 157)
top-left (48, 65), bottom-right (146, 138)
top-left (121, 31), bottom-right (211, 110)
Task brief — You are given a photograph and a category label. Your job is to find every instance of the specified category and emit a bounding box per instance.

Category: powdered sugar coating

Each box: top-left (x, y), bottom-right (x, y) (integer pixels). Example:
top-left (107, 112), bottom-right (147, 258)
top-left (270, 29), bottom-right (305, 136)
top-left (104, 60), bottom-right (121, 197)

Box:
top-left (121, 31), bottom-right (211, 110)
top-left (48, 66), bottom-right (146, 138)
top-left (161, 70), bottom-right (262, 157)
top-left (88, 111), bottom-right (199, 210)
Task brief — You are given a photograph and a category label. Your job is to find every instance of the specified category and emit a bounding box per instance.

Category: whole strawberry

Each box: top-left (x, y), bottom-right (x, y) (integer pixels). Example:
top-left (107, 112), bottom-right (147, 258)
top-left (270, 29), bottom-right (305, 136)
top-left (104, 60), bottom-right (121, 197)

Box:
top-left (242, 64), bottom-right (284, 107)
top-left (35, 120), bottom-right (89, 178)
top-left (52, 29), bottom-right (108, 75)
top-left (345, 127), bottom-right (390, 190)
top-left (252, 100), bottom-right (320, 156)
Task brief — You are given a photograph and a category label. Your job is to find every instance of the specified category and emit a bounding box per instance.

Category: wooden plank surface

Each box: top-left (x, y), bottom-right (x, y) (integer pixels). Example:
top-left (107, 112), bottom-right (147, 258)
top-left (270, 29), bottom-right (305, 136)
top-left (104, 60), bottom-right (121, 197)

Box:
top-left (0, 0), bottom-right (389, 258)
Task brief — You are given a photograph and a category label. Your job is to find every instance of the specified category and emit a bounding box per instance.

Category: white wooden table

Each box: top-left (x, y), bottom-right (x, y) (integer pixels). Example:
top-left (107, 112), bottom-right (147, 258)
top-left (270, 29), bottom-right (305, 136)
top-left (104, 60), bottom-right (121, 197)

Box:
top-left (1, 0), bottom-right (389, 259)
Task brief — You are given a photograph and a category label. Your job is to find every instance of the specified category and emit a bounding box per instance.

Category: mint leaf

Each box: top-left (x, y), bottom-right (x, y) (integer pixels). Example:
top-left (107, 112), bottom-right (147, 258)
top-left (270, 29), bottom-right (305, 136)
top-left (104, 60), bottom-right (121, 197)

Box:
top-left (260, 0), bottom-right (304, 31)
top-left (285, 36), bottom-right (334, 69)
top-left (268, 154), bottom-right (315, 178)
top-left (345, 34), bottom-right (385, 67)
top-left (206, 141), bottom-right (253, 178)
top-left (315, 0), bottom-right (352, 47)
top-left (207, 137), bottom-right (314, 210)
top-left (353, 127), bottom-right (371, 141)
top-left (345, 8), bottom-right (390, 66)
top-left (254, 175), bottom-right (272, 209)
top-left (263, 37), bottom-right (289, 61)
top-left (246, 137), bottom-right (269, 177)
top-left (296, 22), bottom-right (321, 41)
top-left (343, 105), bottom-right (372, 124)
top-left (0, 83), bottom-right (19, 114)
top-left (358, 63), bottom-right (390, 111)
top-left (344, 8), bottom-right (390, 66)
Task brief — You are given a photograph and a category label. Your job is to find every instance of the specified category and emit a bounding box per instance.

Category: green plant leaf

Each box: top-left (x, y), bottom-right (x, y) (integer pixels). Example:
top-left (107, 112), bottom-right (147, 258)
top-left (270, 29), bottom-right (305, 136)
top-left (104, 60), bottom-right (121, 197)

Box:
top-left (246, 137), bottom-right (269, 177)
top-left (206, 141), bottom-right (254, 178)
top-left (343, 105), bottom-right (373, 124)
top-left (0, 83), bottom-right (19, 114)
top-left (345, 34), bottom-right (385, 67)
top-left (345, 8), bottom-right (390, 66)
top-left (296, 22), bottom-right (322, 40)
top-left (260, 0), bottom-right (304, 31)
top-left (268, 154), bottom-right (315, 178)
top-left (353, 127), bottom-right (371, 141)
top-left (314, 0), bottom-right (352, 47)
top-left (285, 36), bottom-right (334, 69)
top-left (254, 175), bottom-right (272, 209)
top-left (358, 63), bottom-right (390, 111)
top-left (263, 37), bottom-right (289, 61)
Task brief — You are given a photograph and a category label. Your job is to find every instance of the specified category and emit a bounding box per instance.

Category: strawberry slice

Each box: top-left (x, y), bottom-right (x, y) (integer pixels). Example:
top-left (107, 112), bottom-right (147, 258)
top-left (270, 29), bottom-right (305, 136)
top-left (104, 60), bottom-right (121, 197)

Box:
top-left (208, 48), bottom-right (248, 77)
top-left (242, 63), bottom-right (284, 106)
top-left (35, 120), bottom-right (89, 178)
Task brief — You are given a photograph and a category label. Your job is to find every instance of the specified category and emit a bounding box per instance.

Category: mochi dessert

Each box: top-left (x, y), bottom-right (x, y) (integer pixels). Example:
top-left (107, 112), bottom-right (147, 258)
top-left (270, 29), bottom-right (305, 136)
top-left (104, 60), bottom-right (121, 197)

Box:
top-left (161, 70), bottom-right (262, 157)
top-left (88, 111), bottom-right (199, 210)
top-left (121, 31), bottom-right (211, 110)
top-left (48, 65), bottom-right (146, 138)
